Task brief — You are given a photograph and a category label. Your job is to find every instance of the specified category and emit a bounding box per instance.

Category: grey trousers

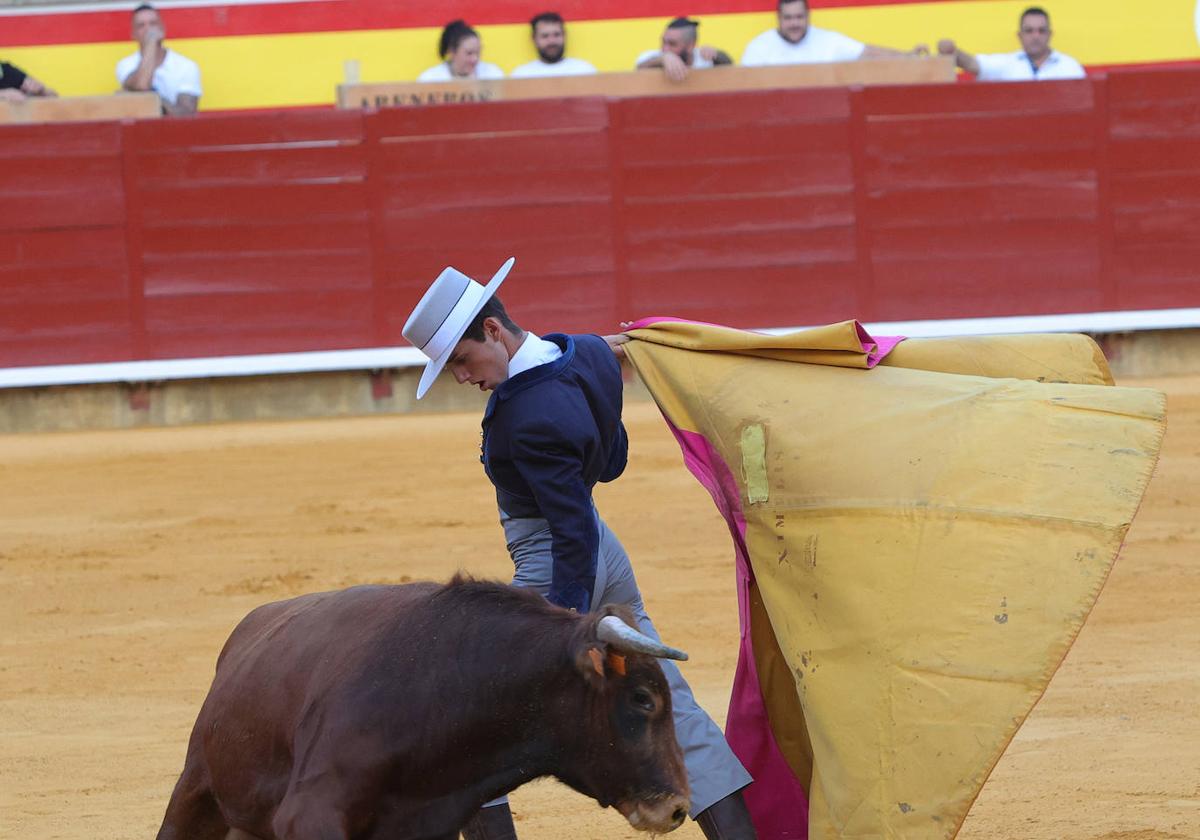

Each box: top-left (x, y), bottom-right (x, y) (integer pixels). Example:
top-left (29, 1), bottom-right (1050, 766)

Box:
top-left (499, 508), bottom-right (752, 818)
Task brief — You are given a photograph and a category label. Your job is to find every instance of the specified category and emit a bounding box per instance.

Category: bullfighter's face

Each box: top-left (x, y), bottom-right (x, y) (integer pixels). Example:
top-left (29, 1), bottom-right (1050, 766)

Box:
top-left (447, 323), bottom-right (512, 392)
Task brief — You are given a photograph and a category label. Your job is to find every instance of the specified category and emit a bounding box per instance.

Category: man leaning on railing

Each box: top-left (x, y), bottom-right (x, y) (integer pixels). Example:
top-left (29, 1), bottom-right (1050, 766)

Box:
top-left (116, 4), bottom-right (202, 115)
top-left (1, 60), bottom-right (57, 102)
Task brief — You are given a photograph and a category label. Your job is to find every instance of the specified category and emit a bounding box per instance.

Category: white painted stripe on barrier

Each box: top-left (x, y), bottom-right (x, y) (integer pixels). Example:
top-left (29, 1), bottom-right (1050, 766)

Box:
top-left (0, 347), bottom-right (426, 389)
top-left (2, 307), bottom-right (1198, 390)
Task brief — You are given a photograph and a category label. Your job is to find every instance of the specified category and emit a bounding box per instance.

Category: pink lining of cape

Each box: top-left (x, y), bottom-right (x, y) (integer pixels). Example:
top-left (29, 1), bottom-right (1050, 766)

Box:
top-left (629, 317), bottom-right (902, 839)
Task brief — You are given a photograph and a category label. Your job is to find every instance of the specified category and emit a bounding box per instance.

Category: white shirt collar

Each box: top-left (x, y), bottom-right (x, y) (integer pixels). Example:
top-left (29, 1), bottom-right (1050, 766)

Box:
top-left (507, 332), bottom-right (563, 378)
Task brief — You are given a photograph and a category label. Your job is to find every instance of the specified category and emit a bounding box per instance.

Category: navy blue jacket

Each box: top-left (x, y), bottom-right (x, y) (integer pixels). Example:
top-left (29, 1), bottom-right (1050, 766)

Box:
top-left (481, 334), bottom-right (628, 612)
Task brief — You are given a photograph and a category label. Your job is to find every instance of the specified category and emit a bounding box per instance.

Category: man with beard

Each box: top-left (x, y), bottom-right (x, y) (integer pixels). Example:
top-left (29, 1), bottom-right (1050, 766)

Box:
top-left (741, 0), bottom-right (924, 65)
top-left (938, 6), bottom-right (1084, 81)
top-left (511, 12), bottom-right (597, 78)
top-left (636, 17), bottom-right (733, 83)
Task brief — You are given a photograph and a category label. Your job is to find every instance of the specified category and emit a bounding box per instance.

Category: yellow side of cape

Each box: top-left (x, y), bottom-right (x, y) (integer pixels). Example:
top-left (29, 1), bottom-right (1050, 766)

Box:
top-left (624, 322), bottom-right (1164, 839)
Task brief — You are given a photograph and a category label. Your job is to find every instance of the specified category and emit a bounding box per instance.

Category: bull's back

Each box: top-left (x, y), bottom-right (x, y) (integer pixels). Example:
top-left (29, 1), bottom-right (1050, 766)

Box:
top-left (218, 583), bottom-right (436, 670)
top-left (194, 583), bottom-right (441, 825)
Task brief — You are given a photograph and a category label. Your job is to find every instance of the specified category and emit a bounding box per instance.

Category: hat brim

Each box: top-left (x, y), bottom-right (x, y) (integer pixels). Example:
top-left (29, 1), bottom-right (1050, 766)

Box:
top-left (415, 256), bottom-right (515, 399)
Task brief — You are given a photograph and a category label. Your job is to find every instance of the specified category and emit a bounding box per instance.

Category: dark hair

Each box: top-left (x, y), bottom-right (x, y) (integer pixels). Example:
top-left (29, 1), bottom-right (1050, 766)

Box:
top-left (132, 3), bottom-right (156, 14)
top-left (439, 19), bottom-right (478, 58)
top-left (666, 16), bottom-right (699, 41)
top-left (778, 0), bottom-right (808, 10)
top-left (530, 11), bottom-right (564, 32)
top-left (1020, 6), bottom-right (1050, 24)
top-left (462, 296), bottom-right (522, 342)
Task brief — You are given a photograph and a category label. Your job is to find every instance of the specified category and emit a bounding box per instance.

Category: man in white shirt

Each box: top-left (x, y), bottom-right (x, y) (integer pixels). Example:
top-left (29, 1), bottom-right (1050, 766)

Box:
top-left (938, 6), bottom-right (1085, 81)
top-left (511, 12), bottom-right (597, 79)
top-left (636, 17), bottom-right (732, 83)
top-left (741, 0), bottom-right (924, 65)
top-left (116, 4), bottom-right (201, 115)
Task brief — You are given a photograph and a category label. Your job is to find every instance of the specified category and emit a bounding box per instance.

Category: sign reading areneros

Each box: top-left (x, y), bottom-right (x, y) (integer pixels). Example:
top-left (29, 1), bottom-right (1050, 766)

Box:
top-left (336, 58), bottom-right (955, 109)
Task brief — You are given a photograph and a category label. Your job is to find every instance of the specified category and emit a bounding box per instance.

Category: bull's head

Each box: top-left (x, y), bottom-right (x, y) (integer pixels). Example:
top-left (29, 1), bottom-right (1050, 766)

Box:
top-left (559, 606), bottom-right (691, 834)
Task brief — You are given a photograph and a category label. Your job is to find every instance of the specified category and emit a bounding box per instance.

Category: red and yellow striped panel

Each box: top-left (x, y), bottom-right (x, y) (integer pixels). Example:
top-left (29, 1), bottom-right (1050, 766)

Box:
top-left (3, 0), bottom-right (1198, 110)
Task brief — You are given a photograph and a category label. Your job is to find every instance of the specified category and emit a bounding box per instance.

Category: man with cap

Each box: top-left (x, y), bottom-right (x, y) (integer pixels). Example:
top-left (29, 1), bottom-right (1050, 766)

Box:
top-left (403, 259), bottom-right (758, 840)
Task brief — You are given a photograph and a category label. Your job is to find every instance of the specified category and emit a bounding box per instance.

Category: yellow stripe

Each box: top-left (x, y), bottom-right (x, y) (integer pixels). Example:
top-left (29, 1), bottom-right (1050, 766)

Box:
top-left (5, 1), bottom-right (1197, 110)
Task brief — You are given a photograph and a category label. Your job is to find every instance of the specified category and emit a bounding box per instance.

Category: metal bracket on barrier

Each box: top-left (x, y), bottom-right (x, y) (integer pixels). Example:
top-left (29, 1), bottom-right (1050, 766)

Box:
top-left (369, 369), bottom-right (393, 400)
top-left (127, 381), bottom-right (153, 412)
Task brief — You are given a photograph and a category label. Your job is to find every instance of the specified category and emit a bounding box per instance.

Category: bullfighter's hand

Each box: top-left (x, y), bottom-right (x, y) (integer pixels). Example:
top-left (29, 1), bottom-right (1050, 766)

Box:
top-left (604, 333), bottom-right (630, 360)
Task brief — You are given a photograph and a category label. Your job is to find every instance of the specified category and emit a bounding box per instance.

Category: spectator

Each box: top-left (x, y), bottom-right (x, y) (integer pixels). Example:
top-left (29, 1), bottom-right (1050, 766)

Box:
top-left (511, 12), bottom-right (597, 78)
top-left (741, 0), bottom-right (925, 65)
top-left (1, 60), bottom-right (57, 102)
top-left (938, 6), bottom-right (1084, 81)
top-left (636, 17), bottom-right (733, 82)
top-left (116, 5), bottom-right (201, 116)
top-left (418, 20), bottom-right (504, 82)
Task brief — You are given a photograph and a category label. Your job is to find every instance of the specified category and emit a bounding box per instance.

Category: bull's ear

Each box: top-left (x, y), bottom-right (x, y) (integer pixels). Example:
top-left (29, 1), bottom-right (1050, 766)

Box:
top-left (587, 647), bottom-right (606, 678)
top-left (576, 643), bottom-right (609, 691)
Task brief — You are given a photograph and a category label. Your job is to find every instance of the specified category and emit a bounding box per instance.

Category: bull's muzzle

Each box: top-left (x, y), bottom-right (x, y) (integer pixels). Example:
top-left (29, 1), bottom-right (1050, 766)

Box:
top-left (616, 794), bottom-right (689, 834)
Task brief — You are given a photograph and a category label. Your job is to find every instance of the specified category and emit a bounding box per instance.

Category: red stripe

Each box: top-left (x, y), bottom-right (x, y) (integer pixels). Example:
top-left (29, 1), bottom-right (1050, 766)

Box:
top-left (1, 0), bottom-right (977, 48)
top-left (1088, 58), bottom-right (1200, 74)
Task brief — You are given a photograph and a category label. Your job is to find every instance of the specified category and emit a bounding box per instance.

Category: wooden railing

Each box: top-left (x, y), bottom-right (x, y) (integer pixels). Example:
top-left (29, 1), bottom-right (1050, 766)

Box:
top-left (0, 92), bottom-right (161, 124)
top-left (337, 57), bottom-right (955, 108)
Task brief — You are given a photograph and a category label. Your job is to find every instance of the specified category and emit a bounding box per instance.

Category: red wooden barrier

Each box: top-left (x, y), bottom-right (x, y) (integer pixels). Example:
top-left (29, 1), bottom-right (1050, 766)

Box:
top-left (1, 122), bottom-right (130, 366)
top-left (2, 66), bottom-right (1199, 370)
top-left (860, 78), bottom-right (1106, 321)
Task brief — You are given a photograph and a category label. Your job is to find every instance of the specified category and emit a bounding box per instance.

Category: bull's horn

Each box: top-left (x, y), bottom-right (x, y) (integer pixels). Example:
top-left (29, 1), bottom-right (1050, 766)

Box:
top-left (597, 616), bottom-right (689, 661)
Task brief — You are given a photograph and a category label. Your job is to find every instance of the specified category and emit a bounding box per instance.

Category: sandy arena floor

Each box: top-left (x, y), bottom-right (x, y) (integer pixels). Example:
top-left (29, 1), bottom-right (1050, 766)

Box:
top-left (2, 374), bottom-right (1198, 840)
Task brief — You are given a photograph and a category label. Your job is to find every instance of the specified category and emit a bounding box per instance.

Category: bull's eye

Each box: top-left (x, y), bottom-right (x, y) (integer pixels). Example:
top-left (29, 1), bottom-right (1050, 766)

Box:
top-left (631, 687), bottom-right (656, 713)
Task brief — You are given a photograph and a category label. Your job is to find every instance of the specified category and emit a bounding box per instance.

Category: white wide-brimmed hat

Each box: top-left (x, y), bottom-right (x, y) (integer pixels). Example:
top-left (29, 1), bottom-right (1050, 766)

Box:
top-left (402, 257), bottom-right (515, 399)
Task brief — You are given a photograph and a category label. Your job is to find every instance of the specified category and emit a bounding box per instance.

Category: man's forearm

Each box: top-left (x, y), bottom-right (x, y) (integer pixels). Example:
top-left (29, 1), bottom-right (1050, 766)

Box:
top-left (123, 47), bottom-right (162, 92)
top-left (953, 48), bottom-right (981, 75)
top-left (165, 93), bottom-right (199, 116)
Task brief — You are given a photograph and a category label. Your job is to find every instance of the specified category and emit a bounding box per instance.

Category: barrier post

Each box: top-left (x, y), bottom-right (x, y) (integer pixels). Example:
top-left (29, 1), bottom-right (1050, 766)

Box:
top-left (848, 86), bottom-right (876, 322)
top-left (119, 119), bottom-right (150, 360)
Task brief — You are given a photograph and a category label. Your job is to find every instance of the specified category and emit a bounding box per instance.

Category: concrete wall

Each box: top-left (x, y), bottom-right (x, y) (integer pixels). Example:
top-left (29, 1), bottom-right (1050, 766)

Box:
top-left (0, 328), bottom-right (1193, 435)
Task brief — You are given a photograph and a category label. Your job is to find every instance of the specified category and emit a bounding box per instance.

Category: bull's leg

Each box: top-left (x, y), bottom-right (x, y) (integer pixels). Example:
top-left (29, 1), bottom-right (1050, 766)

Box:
top-left (271, 796), bottom-right (351, 840)
top-left (156, 761), bottom-right (229, 840)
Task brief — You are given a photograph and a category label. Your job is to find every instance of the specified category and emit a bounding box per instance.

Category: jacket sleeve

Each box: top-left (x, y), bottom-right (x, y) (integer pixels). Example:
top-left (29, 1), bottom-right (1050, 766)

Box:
top-left (509, 411), bottom-right (598, 613)
top-left (599, 421), bottom-right (628, 483)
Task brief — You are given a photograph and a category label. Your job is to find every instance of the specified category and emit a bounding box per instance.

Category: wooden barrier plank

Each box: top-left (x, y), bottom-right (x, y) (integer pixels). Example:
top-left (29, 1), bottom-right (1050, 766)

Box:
top-left (367, 95), bottom-right (609, 136)
top-left (0, 92), bottom-right (160, 124)
top-left (337, 58), bottom-right (955, 109)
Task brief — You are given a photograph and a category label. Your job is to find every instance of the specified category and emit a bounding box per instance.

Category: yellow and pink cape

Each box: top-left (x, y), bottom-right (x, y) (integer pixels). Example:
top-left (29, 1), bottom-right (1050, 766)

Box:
top-left (623, 318), bottom-right (1164, 839)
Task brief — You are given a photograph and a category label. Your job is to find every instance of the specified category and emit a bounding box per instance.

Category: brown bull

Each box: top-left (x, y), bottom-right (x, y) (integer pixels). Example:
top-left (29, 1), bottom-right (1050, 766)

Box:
top-left (157, 576), bottom-right (690, 840)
